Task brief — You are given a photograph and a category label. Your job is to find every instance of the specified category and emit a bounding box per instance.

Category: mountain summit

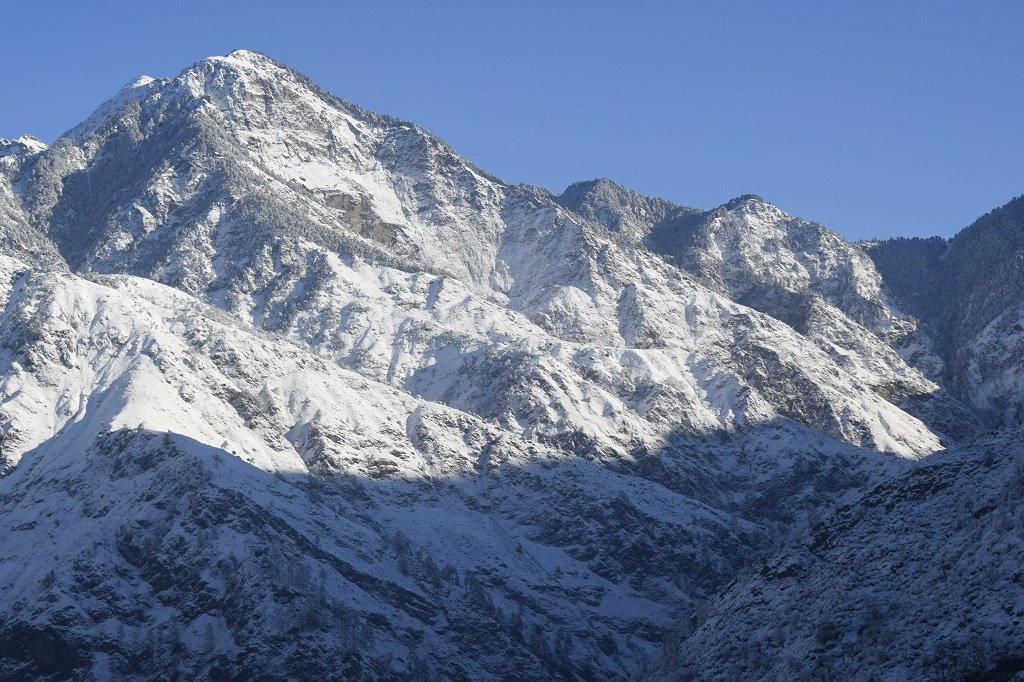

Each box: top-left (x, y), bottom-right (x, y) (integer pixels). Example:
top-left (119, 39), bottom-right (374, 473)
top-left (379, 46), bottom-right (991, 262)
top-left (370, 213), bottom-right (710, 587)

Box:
top-left (0, 51), bottom-right (1018, 680)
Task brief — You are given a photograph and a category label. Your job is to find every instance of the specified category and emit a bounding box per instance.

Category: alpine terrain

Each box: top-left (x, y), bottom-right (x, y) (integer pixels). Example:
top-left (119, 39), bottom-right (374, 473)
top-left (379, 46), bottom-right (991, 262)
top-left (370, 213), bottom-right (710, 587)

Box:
top-left (0, 50), bottom-right (1020, 680)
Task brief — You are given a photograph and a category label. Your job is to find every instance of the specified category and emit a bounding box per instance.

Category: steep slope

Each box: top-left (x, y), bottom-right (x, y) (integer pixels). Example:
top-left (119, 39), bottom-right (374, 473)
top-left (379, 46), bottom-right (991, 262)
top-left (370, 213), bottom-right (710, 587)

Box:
top-left (558, 182), bottom-right (978, 441)
top-left (7, 50), bottom-right (955, 456)
top-left (0, 254), bottom-right (907, 680)
top-left (867, 196), bottom-right (1024, 428)
top-left (644, 430), bottom-right (1024, 682)
top-left (556, 178), bottom-right (702, 246)
top-left (860, 236), bottom-right (947, 335)
top-left (0, 136), bottom-right (66, 269)
top-left (944, 196), bottom-right (1024, 363)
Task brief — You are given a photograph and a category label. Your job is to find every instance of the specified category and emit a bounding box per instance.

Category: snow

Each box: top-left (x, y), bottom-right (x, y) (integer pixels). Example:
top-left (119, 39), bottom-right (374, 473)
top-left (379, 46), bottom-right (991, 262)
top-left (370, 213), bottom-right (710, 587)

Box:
top-left (63, 73), bottom-right (166, 140)
top-left (0, 47), bottom-right (1006, 680)
top-left (647, 431), bottom-right (1024, 681)
top-left (13, 135), bottom-right (47, 154)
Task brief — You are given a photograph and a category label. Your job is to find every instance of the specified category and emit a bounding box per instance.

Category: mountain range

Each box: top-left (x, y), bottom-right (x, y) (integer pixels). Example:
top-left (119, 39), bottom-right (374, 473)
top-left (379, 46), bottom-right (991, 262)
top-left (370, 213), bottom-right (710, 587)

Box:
top-left (0, 50), bottom-right (1021, 680)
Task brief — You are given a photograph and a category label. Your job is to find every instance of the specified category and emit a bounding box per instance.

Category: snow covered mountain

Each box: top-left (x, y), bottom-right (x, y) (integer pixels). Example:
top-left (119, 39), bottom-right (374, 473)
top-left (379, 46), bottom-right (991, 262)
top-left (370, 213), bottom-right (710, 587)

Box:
top-left (0, 49), bottom-right (1018, 680)
top-left (644, 429), bottom-right (1024, 681)
top-left (557, 180), bottom-right (979, 442)
top-left (867, 196), bottom-right (1024, 429)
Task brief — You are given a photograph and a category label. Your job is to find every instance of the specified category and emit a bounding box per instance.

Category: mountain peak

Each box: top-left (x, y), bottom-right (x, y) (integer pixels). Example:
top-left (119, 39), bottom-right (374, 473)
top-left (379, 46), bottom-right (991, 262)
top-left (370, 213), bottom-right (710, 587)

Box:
top-left (560, 178), bottom-right (687, 208)
top-left (722, 193), bottom-right (768, 210)
top-left (557, 178), bottom-right (699, 239)
top-left (196, 48), bottom-right (291, 79)
top-left (126, 74), bottom-right (157, 89)
top-left (226, 48), bottom-right (271, 60)
top-left (63, 73), bottom-right (165, 140)
top-left (558, 180), bottom-right (649, 229)
top-left (563, 177), bottom-right (628, 194)
top-left (214, 48), bottom-right (281, 69)
top-left (175, 49), bottom-right (364, 124)
top-left (15, 134), bottom-right (47, 153)
top-left (712, 194), bottom-right (795, 225)
top-left (0, 135), bottom-right (47, 154)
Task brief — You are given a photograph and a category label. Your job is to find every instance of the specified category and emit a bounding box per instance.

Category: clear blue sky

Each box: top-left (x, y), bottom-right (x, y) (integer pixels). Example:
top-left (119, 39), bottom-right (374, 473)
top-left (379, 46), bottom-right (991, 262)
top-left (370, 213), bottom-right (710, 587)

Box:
top-left (2, 0), bottom-right (1021, 240)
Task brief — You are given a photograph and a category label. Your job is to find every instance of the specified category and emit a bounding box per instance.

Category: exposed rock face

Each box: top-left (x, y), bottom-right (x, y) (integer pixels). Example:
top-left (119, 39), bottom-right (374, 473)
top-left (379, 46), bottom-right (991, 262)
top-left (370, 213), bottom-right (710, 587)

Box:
top-left (0, 49), bottom-right (1016, 680)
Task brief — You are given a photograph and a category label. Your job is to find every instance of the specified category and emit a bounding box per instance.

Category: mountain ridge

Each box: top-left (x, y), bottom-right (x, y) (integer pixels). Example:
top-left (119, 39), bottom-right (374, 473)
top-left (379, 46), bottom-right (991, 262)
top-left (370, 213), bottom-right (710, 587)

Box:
top-left (0, 50), bottom-right (1018, 680)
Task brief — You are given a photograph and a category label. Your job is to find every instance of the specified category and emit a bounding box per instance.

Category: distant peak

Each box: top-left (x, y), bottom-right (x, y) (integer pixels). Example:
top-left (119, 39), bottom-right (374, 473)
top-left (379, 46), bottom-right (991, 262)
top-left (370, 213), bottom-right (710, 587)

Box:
top-left (184, 50), bottom-right (297, 88)
top-left (226, 48), bottom-right (273, 61)
top-left (127, 75), bottom-right (157, 89)
top-left (560, 178), bottom-right (630, 202)
top-left (15, 135), bottom-right (47, 152)
top-left (208, 49), bottom-right (283, 72)
top-left (564, 178), bottom-right (624, 193)
top-left (0, 135), bottom-right (47, 155)
top-left (114, 74), bottom-right (164, 95)
top-left (560, 178), bottom-right (683, 207)
top-left (63, 73), bottom-right (165, 141)
top-left (723, 194), bottom-right (767, 210)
